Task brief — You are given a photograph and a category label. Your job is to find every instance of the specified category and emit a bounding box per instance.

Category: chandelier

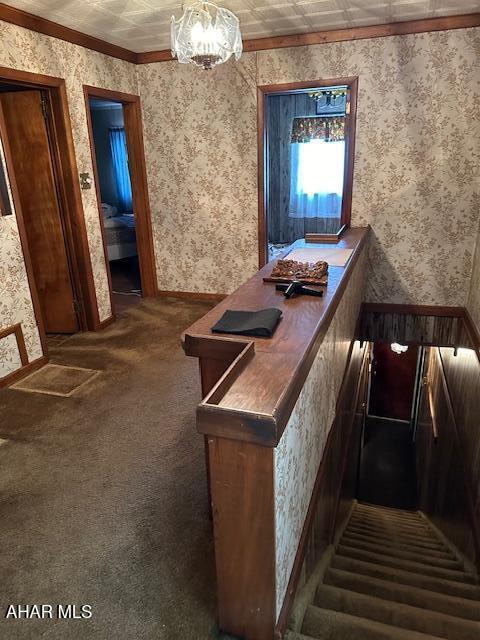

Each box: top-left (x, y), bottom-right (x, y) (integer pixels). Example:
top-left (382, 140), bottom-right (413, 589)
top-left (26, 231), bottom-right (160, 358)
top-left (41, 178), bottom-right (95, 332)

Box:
top-left (308, 88), bottom-right (347, 106)
top-left (171, 2), bottom-right (243, 70)
top-left (391, 343), bottom-right (409, 354)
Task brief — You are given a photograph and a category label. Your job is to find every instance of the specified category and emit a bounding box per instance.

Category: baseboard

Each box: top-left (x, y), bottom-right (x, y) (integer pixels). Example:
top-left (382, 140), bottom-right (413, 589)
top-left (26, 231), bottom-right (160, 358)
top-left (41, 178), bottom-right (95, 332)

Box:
top-left (97, 314), bottom-right (116, 330)
top-left (0, 355), bottom-right (48, 389)
top-left (157, 290), bottom-right (226, 302)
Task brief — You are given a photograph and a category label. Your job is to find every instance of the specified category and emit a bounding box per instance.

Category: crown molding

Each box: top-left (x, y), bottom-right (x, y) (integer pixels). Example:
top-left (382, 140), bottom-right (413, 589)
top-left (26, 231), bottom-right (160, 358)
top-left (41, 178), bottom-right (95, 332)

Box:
top-left (0, 2), bottom-right (136, 63)
top-left (136, 49), bottom-right (174, 64)
top-left (0, 2), bottom-right (478, 67)
top-left (137, 12), bottom-right (480, 64)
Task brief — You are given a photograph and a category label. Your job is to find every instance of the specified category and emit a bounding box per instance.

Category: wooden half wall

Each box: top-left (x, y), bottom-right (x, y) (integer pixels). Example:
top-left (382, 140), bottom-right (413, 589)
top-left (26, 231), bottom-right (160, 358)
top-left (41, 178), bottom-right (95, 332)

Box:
top-left (0, 323), bottom-right (47, 388)
top-left (184, 229), bottom-right (369, 639)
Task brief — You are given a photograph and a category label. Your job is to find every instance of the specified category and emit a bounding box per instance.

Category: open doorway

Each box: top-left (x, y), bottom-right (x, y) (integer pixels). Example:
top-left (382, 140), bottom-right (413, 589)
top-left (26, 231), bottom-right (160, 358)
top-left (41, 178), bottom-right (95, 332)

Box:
top-left (84, 86), bottom-right (157, 319)
top-left (359, 341), bottom-right (422, 510)
top-left (258, 78), bottom-right (358, 265)
top-left (88, 98), bottom-right (141, 312)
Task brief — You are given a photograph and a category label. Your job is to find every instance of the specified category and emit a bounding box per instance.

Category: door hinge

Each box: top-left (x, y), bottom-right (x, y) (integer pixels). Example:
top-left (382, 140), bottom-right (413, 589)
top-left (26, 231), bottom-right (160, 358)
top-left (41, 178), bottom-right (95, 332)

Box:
top-left (73, 299), bottom-right (83, 315)
top-left (40, 93), bottom-right (49, 121)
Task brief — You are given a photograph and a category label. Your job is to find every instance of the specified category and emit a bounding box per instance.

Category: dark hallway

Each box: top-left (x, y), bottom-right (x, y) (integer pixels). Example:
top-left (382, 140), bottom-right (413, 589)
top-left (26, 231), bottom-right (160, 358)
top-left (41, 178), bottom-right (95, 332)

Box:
top-left (358, 416), bottom-right (417, 510)
top-left (357, 340), bottom-right (419, 511)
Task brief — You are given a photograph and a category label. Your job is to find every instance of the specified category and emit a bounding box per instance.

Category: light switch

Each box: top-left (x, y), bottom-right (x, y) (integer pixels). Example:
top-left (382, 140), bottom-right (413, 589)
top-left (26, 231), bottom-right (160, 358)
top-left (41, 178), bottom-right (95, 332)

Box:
top-left (79, 172), bottom-right (92, 189)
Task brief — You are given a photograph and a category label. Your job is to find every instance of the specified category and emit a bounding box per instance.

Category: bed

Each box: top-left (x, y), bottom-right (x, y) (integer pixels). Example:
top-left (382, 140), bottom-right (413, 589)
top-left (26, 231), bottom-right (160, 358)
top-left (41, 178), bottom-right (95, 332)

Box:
top-left (103, 212), bottom-right (137, 262)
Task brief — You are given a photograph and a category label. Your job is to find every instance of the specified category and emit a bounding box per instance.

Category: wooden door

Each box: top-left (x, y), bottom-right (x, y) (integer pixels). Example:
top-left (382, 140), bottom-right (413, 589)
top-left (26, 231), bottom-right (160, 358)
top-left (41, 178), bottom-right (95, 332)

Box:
top-left (369, 341), bottom-right (419, 421)
top-left (0, 90), bottom-right (79, 333)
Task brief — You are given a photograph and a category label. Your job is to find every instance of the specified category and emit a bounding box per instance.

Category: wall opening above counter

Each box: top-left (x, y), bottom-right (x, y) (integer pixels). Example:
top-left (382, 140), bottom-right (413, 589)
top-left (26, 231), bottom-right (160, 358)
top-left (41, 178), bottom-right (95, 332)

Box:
top-left (258, 77), bottom-right (358, 265)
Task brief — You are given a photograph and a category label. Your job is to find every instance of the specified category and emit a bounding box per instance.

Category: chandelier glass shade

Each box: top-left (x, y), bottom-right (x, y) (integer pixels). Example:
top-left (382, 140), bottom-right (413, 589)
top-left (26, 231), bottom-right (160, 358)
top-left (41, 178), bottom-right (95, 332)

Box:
top-left (171, 2), bottom-right (243, 70)
top-left (391, 342), bottom-right (409, 354)
top-left (308, 88), bottom-right (347, 107)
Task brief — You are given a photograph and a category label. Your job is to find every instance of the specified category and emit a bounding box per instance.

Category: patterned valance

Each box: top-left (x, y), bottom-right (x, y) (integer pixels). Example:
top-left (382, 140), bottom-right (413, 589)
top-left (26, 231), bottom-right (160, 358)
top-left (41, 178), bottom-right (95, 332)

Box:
top-left (291, 116), bottom-right (345, 143)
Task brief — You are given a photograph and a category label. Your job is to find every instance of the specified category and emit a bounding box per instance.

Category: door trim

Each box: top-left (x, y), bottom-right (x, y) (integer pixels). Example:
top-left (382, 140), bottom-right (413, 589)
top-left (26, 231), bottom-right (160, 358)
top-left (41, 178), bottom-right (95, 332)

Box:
top-left (257, 76), bottom-right (358, 268)
top-left (83, 85), bottom-right (158, 323)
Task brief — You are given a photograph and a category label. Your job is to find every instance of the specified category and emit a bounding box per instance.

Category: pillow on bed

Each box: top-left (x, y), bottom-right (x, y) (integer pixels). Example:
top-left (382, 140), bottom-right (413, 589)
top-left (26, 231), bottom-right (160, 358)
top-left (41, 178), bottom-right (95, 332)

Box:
top-left (101, 203), bottom-right (118, 219)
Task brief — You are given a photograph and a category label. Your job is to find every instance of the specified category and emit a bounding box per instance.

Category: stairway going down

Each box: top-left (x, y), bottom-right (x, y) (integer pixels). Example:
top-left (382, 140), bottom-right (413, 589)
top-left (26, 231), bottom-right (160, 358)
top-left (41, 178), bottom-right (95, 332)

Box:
top-left (287, 502), bottom-right (480, 640)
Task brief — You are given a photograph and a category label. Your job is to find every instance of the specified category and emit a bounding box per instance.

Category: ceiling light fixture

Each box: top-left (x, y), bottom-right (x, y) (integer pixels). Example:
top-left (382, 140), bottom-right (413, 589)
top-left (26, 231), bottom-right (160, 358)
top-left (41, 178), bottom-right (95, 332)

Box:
top-left (391, 343), bottom-right (409, 354)
top-left (171, 2), bottom-right (243, 70)
top-left (308, 89), bottom-right (347, 106)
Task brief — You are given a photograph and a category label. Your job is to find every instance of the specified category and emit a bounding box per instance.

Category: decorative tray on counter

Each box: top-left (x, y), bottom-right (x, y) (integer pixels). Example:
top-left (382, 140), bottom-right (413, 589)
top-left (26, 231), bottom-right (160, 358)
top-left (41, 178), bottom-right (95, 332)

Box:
top-left (263, 259), bottom-right (329, 286)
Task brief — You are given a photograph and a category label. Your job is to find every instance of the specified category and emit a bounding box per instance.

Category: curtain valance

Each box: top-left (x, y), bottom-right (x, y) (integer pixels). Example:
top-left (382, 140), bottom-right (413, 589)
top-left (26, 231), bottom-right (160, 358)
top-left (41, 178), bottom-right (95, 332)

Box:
top-left (291, 116), bottom-right (345, 143)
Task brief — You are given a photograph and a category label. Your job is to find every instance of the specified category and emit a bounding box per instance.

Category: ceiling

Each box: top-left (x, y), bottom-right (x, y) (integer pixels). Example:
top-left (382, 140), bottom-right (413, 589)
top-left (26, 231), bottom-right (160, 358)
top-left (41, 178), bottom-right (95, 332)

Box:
top-left (5, 0), bottom-right (480, 53)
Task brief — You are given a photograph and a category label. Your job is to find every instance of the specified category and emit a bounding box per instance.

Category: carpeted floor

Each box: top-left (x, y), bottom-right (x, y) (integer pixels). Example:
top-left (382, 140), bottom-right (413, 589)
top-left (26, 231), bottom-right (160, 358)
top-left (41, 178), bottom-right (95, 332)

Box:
top-left (0, 297), bottom-right (219, 639)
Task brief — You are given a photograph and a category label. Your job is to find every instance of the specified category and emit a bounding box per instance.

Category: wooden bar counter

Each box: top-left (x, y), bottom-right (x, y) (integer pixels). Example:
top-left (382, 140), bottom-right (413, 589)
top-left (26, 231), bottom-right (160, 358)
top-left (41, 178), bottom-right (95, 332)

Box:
top-left (183, 227), bottom-right (369, 640)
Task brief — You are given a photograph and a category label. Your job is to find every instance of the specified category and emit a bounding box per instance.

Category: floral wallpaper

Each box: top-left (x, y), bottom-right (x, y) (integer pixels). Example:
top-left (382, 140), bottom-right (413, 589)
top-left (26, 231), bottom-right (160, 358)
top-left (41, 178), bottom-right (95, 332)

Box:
top-left (137, 54), bottom-right (259, 294)
top-left (467, 222), bottom-right (480, 334)
top-left (258, 28), bottom-right (480, 306)
top-left (138, 27), bottom-right (479, 303)
top-left (0, 19), bottom-right (138, 376)
top-left (273, 250), bottom-right (366, 618)
top-left (0, 327), bottom-right (24, 380)
top-left (1, 22), bottom-right (479, 380)
top-left (0, 218), bottom-right (44, 378)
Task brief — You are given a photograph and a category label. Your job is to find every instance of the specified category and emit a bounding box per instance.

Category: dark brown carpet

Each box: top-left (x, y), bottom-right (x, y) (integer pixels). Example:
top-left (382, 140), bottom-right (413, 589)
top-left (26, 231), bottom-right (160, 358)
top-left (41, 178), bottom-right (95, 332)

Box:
top-left (0, 297), bottom-right (219, 639)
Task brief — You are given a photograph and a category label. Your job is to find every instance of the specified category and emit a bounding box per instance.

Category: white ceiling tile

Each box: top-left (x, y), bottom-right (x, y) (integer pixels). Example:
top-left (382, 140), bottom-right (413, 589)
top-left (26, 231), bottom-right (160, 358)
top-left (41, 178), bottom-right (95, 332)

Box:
top-left (435, 0), bottom-right (479, 9)
top-left (350, 15), bottom-right (390, 25)
top-left (295, 1), bottom-right (340, 13)
top-left (89, 0), bottom-right (152, 14)
top-left (2, 1), bottom-right (478, 52)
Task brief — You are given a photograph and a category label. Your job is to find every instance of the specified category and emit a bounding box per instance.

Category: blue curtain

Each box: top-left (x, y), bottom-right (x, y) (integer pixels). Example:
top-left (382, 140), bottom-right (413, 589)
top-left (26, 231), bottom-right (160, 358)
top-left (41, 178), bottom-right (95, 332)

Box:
top-left (109, 127), bottom-right (132, 212)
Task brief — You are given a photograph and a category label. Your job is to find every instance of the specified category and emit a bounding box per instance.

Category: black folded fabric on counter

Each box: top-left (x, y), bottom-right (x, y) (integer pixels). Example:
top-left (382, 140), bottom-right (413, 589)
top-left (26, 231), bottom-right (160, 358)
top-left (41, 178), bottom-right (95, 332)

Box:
top-left (211, 308), bottom-right (282, 338)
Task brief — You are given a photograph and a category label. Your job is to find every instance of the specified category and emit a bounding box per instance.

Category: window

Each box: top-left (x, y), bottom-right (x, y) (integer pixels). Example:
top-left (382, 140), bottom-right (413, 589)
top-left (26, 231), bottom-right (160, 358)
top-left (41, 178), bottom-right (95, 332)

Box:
top-left (289, 139), bottom-right (345, 219)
